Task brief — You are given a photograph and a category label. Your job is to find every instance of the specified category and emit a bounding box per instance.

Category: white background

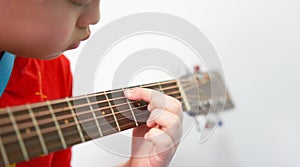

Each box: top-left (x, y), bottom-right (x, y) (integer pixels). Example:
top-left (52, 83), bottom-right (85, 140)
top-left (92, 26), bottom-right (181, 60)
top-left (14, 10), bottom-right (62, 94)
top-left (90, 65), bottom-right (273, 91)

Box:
top-left (64, 0), bottom-right (300, 166)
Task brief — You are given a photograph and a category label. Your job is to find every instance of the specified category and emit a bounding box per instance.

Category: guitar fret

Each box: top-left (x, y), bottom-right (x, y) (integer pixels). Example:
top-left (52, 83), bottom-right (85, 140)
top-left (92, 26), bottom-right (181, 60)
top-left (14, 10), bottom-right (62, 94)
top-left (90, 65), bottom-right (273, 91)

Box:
top-left (0, 134), bottom-right (9, 166)
top-left (71, 97), bottom-right (97, 140)
top-left (131, 103), bottom-right (150, 125)
top-left (104, 91), bottom-right (121, 132)
top-left (49, 100), bottom-right (84, 147)
top-left (27, 104), bottom-right (48, 155)
top-left (47, 101), bottom-right (67, 149)
top-left (157, 82), bottom-right (163, 93)
top-left (66, 98), bottom-right (85, 142)
top-left (85, 96), bottom-right (103, 137)
top-left (123, 88), bottom-right (138, 127)
top-left (88, 94), bottom-right (118, 136)
top-left (176, 80), bottom-right (191, 111)
top-left (7, 107), bottom-right (29, 161)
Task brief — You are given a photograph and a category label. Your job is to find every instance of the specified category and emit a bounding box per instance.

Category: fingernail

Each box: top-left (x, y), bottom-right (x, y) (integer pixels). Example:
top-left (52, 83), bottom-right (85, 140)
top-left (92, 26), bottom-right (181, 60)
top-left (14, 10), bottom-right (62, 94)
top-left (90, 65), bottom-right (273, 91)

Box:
top-left (124, 89), bottom-right (134, 98)
top-left (147, 104), bottom-right (152, 111)
top-left (146, 120), bottom-right (151, 127)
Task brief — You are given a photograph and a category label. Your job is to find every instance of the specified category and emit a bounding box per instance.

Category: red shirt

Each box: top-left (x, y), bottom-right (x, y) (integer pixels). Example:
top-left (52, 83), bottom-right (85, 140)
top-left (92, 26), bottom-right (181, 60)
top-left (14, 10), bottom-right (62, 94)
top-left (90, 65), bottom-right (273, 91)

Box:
top-left (0, 55), bottom-right (73, 167)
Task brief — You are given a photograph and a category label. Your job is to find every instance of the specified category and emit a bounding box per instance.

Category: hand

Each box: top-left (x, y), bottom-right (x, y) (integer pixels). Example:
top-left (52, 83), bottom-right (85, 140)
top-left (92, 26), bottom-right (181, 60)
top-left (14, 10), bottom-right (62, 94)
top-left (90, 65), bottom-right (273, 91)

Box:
top-left (118, 88), bottom-right (183, 167)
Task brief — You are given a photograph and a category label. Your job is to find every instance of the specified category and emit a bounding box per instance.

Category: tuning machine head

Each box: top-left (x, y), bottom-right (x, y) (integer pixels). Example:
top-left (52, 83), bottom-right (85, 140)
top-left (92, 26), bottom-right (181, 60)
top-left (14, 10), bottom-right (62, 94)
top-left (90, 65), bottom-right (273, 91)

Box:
top-left (181, 65), bottom-right (234, 138)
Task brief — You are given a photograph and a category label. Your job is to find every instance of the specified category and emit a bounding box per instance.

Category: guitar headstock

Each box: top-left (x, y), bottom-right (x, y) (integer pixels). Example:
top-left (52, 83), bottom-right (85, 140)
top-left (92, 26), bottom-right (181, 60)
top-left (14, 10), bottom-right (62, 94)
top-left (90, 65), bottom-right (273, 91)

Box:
top-left (178, 67), bottom-right (234, 142)
top-left (179, 68), bottom-right (234, 116)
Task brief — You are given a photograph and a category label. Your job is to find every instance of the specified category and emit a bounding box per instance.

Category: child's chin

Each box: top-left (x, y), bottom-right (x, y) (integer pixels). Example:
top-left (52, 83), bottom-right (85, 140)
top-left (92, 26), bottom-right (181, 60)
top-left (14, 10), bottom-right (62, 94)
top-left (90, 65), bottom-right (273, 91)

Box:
top-left (67, 41), bottom-right (81, 50)
top-left (37, 52), bottom-right (63, 60)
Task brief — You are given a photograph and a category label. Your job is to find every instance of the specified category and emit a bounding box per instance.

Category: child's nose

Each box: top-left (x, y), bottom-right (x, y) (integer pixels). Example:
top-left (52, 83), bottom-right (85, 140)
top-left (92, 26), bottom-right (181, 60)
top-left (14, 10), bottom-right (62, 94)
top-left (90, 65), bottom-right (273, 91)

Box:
top-left (76, 1), bottom-right (100, 28)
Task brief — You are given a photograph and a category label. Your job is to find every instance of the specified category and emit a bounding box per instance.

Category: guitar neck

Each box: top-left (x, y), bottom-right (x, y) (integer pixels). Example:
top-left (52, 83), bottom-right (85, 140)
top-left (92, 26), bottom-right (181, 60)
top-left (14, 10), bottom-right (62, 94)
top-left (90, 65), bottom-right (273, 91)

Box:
top-left (0, 79), bottom-right (187, 166)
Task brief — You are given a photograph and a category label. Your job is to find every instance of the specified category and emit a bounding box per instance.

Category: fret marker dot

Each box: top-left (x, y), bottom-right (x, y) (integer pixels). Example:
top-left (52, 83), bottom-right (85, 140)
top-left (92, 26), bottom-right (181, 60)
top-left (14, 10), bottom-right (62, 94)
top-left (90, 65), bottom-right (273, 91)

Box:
top-left (137, 103), bottom-right (141, 106)
top-left (64, 119), bottom-right (69, 124)
top-left (25, 128), bottom-right (31, 134)
top-left (101, 111), bottom-right (106, 115)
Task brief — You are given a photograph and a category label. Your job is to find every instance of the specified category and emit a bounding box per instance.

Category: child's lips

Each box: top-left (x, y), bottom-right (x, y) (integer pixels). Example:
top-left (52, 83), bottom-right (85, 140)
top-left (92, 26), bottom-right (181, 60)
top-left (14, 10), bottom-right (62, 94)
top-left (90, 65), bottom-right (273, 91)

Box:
top-left (82, 34), bottom-right (90, 41)
top-left (68, 35), bottom-right (90, 49)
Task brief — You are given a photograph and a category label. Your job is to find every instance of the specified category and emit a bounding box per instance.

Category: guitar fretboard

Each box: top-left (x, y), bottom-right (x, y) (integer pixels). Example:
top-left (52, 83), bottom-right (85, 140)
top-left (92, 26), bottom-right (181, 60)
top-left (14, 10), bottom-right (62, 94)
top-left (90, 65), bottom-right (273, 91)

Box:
top-left (0, 79), bottom-right (187, 166)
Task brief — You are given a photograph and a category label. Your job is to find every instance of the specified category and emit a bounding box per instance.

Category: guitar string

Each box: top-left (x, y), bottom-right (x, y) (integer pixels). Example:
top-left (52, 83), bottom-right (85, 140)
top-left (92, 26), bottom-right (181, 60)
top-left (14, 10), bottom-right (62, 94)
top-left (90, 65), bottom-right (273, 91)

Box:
top-left (1, 111), bottom-right (151, 159)
top-left (0, 82), bottom-right (196, 137)
top-left (3, 94), bottom-right (196, 147)
top-left (0, 80), bottom-right (190, 128)
top-left (0, 87), bottom-right (182, 129)
top-left (1, 93), bottom-right (182, 138)
top-left (0, 81), bottom-right (196, 145)
top-left (2, 91), bottom-right (197, 145)
top-left (0, 83), bottom-right (197, 155)
top-left (0, 79), bottom-right (189, 117)
top-left (2, 106), bottom-right (150, 146)
top-left (0, 86), bottom-right (196, 139)
top-left (18, 85), bottom-right (182, 120)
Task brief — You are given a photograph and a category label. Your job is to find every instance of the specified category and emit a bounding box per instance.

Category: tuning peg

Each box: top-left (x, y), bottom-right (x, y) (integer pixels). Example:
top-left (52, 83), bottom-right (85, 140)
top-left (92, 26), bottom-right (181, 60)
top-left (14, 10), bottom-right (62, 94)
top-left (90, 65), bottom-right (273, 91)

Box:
top-left (204, 121), bottom-right (215, 129)
top-left (199, 100), bottom-right (210, 111)
top-left (218, 120), bottom-right (223, 127)
top-left (194, 115), bottom-right (206, 132)
top-left (194, 65), bottom-right (200, 73)
top-left (204, 119), bottom-right (223, 129)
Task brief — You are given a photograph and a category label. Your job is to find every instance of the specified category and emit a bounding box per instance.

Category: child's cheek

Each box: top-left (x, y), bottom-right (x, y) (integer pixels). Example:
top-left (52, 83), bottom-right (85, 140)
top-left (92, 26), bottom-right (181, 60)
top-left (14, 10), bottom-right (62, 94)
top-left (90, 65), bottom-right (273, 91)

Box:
top-left (44, 25), bottom-right (73, 50)
top-left (56, 26), bottom-right (72, 43)
top-left (24, 25), bottom-right (73, 59)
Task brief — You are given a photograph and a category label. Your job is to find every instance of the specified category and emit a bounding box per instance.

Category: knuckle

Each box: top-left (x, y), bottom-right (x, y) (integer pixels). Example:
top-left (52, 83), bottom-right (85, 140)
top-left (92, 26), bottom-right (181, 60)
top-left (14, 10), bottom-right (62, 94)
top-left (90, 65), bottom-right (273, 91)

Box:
top-left (173, 99), bottom-right (182, 112)
top-left (135, 87), bottom-right (143, 94)
top-left (160, 135), bottom-right (173, 148)
top-left (170, 114), bottom-right (181, 126)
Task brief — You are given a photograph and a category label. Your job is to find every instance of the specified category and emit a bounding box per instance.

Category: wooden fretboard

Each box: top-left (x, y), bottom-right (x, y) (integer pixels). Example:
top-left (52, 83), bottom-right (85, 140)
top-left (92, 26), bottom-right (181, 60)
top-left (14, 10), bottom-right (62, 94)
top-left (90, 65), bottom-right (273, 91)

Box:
top-left (0, 79), bottom-right (187, 166)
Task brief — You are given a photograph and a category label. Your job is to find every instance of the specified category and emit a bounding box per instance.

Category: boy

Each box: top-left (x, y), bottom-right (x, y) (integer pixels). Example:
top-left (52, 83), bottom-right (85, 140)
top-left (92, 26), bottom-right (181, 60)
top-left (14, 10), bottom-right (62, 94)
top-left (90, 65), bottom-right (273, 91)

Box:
top-left (0, 0), bottom-right (183, 167)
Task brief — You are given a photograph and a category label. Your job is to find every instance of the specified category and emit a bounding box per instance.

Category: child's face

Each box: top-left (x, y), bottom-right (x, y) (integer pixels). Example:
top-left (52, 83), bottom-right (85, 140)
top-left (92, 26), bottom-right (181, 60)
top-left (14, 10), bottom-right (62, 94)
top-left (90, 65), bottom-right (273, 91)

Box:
top-left (0, 0), bottom-right (100, 59)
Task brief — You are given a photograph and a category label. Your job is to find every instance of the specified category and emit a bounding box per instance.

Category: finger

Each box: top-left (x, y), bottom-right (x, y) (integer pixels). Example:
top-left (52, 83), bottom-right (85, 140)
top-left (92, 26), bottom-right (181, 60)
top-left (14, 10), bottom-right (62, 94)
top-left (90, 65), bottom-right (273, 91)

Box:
top-left (147, 109), bottom-right (180, 129)
top-left (146, 109), bottom-right (182, 144)
top-left (144, 128), bottom-right (174, 154)
top-left (124, 88), bottom-right (182, 115)
top-left (124, 87), bottom-right (152, 102)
